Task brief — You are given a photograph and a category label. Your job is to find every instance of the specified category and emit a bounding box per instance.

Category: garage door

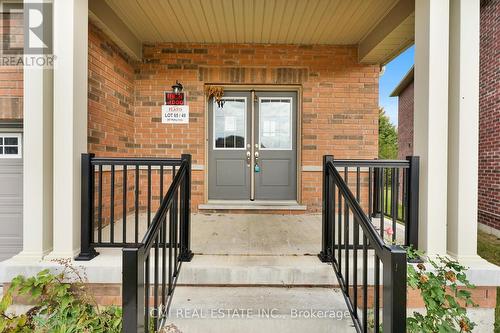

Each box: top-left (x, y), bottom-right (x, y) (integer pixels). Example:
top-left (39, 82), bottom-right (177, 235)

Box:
top-left (0, 133), bottom-right (23, 261)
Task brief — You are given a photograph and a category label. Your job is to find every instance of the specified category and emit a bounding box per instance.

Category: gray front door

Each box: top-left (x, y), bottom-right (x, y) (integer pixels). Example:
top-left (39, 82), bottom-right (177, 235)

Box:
top-left (208, 91), bottom-right (297, 201)
top-left (254, 92), bottom-right (297, 200)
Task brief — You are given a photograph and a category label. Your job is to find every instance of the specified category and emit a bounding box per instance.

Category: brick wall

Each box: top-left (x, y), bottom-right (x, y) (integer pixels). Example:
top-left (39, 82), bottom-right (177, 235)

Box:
top-left (0, 11), bottom-right (23, 120)
top-left (3, 22), bottom-right (380, 213)
top-left (88, 24), bottom-right (136, 156)
top-left (135, 43), bottom-right (379, 211)
top-left (478, 0), bottom-right (500, 230)
top-left (397, 81), bottom-right (414, 160)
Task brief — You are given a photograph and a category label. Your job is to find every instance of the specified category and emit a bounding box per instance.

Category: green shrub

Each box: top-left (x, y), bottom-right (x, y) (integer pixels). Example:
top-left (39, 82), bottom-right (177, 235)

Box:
top-left (407, 249), bottom-right (477, 333)
top-left (0, 261), bottom-right (122, 333)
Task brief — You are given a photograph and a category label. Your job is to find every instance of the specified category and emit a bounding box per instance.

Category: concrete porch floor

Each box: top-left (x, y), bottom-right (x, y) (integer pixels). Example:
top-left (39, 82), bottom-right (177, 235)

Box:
top-left (98, 212), bottom-right (407, 255)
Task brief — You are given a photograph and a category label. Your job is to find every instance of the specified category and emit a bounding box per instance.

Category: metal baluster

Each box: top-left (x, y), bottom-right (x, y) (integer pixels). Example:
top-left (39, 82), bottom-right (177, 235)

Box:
top-left (384, 169), bottom-right (389, 216)
top-left (337, 186), bottom-right (342, 271)
top-left (145, 255), bottom-right (150, 333)
top-left (374, 255), bottom-right (380, 332)
top-left (98, 165), bottom-right (103, 244)
top-left (174, 188), bottom-right (178, 276)
top-left (368, 167), bottom-right (373, 219)
top-left (353, 167), bottom-right (360, 317)
top-left (172, 167), bottom-right (177, 275)
top-left (331, 180), bottom-right (336, 263)
top-left (402, 168), bottom-right (406, 223)
top-left (154, 234), bottom-right (159, 331)
top-left (344, 167), bottom-right (349, 294)
top-left (362, 235), bottom-right (368, 332)
top-left (392, 168), bottom-right (398, 242)
top-left (147, 166), bottom-right (152, 227)
top-left (123, 165), bottom-right (127, 243)
top-left (135, 165), bottom-right (139, 244)
top-left (379, 168), bottom-right (385, 238)
top-left (160, 165), bottom-right (164, 205)
top-left (168, 206), bottom-right (173, 295)
top-left (110, 165), bottom-right (115, 244)
top-left (162, 214), bottom-right (167, 306)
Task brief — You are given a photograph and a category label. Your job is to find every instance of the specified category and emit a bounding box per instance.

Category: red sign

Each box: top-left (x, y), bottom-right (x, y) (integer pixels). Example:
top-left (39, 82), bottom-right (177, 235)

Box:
top-left (165, 92), bottom-right (185, 105)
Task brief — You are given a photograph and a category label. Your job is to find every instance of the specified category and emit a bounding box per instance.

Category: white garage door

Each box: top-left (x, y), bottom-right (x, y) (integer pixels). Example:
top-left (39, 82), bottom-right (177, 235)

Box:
top-left (0, 133), bottom-right (23, 261)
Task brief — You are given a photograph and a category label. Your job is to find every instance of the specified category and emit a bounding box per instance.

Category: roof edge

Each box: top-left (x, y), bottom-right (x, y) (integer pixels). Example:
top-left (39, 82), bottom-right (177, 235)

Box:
top-left (390, 66), bottom-right (414, 97)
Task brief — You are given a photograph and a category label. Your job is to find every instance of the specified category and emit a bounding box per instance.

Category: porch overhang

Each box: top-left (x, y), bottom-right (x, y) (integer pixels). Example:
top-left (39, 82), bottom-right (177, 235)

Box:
top-left (89, 0), bottom-right (416, 65)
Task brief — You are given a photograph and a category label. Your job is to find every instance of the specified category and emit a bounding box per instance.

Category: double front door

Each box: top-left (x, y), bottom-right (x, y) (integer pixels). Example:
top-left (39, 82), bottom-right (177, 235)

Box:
top-left (208, 91), bottom-right (297, 201)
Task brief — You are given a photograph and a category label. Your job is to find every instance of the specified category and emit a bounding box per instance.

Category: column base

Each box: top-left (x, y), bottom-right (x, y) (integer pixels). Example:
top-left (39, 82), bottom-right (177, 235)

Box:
top-left (10, 249), bottom-right (52, 262)
top-left (74, 249), bottom-right (100, 261)
top-left (317, 251), bottom-right (332, 263)
top-left (179, 250), bottom-right (194, 262)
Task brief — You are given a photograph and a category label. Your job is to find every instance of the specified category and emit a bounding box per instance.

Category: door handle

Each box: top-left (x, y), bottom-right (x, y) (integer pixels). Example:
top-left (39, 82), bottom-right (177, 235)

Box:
top-left (254, 152), bottom-right (259, 160)
top-left (246, 151), bottom-right (251, 163)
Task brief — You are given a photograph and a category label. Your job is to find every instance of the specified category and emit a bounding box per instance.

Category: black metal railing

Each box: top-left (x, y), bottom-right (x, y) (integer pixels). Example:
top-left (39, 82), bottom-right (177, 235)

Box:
top-left (76, 154), bottom-right (189, 260)
top-left (122, 154), bottom-right (193, 333)
top-left (319, 155), bottom-right (418, 333)
top-left (318, 156), bottom-right (419, 252)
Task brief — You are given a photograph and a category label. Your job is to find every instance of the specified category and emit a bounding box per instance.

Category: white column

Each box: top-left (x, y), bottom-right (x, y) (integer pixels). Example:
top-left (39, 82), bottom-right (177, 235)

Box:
top-left (18, 67), bottom-right (53, 260)
top-left (14, 0), bottom-right (54, 260)
top-left (47, 0), bottom-right (88, 258)
top-left (414, 0), bottom-right (450, 255)
top-left (447, 0), bottom-right (481, 259)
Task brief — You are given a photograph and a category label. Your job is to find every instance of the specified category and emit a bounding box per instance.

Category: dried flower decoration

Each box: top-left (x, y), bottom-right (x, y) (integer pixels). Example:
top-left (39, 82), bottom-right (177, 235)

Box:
top-left (205, 86), bottom-right (225, 107)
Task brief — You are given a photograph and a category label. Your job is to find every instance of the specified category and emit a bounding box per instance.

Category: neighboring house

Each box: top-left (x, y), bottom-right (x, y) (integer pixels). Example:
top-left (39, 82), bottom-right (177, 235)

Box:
top-left (391, 0), bottom-right (499, 236)
top-left (0, 0), bottom-right (497, 331)
top-left (390, 66), bottom-right (414, 162)
top-left (478, 0), bottom-right (500, 236)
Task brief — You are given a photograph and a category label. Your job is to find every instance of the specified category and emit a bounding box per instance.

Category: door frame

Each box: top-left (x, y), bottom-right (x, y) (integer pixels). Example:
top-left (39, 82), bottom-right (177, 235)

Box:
top-left (204, 84), bottom-right (303, 204)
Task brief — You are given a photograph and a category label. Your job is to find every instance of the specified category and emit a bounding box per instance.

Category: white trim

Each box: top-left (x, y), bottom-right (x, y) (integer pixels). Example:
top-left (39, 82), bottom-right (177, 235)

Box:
top-left (0, 133), bottom-right (22, 159)
top-left (199, 200), bottom-right (307, 211)
top-left (212, 97), bottom-right (248, 151)
top-left (258, 97), bottom-right (293, 151)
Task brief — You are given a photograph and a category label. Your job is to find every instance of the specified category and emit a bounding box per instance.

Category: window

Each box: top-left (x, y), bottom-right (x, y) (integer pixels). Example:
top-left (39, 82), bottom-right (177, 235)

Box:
top-left (259, 98), bottom-right (292, 150)
top-left (0, 133), bottom-right (22, 158)
top-left (213, 98), bottom-right (247, 149)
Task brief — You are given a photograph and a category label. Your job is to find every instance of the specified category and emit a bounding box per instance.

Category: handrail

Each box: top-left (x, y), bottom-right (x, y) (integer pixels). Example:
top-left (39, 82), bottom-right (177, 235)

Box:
top-left (90, 157), bottom-right (183, 166)
top-left (333, 159), bottom-right (410, 168)
top-left (326, 162), bottom-right (386, 253)
top-left (141, 161), bottom-right (187, 255)
top-left (76, 154), bottom-right (187, 260)
top-left (320, 155), bottom-right (409, 333)
top-left (122, 154), bottom-right (193, 333)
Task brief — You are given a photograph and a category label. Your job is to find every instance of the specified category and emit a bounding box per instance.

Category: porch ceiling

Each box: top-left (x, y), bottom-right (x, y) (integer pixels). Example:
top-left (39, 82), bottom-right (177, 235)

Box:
top-left (98, 0), bottom-right (415, 64)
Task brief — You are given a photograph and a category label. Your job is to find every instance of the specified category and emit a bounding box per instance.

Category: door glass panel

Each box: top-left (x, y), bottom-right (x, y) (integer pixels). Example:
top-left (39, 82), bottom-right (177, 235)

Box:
top-left (214, 98), bottom-right (246, 149)
top-left (259, 98), bottom-right (292, 150)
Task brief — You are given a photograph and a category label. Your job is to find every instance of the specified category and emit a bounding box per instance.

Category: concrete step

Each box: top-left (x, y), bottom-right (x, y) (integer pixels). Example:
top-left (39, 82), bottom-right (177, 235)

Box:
top-left (168, 286), bottom-right (356, 333)
top-left (177, 255), bottom-right (337, 286)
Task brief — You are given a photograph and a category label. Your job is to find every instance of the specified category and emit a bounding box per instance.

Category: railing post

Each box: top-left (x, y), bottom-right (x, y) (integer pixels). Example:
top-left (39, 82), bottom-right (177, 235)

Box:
top-left (123, 247), bottom-right (145, 333)
top-left (372, 167), bottom-right (382, 218)
top-left (75, 153), bottom-right (99, 261)
top-left (319, 155), bottom-right (334, 262)
top-left (406, 156), bottom-right (420, 249)
top-left (179, 154), bottom-right (194, 262)
top-left (382, 247), bottom-right (407, 333)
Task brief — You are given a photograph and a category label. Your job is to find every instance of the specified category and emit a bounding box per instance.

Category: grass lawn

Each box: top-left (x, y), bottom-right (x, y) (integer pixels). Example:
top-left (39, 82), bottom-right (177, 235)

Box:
top-left (382, 187), bottom-right (404, 221)
top-left (476, 230), bottom-right (500, 332)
